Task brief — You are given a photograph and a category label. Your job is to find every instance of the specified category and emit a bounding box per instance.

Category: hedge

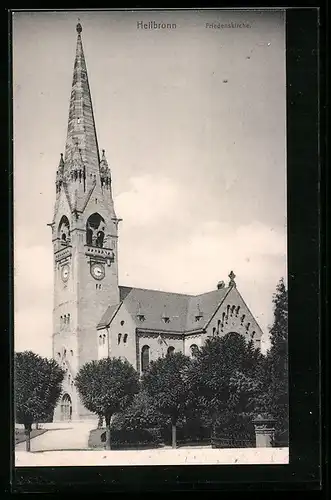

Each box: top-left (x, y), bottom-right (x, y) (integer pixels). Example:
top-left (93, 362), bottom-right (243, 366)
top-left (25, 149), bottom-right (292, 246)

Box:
top-left (89, 427), bottom-right (163, 450)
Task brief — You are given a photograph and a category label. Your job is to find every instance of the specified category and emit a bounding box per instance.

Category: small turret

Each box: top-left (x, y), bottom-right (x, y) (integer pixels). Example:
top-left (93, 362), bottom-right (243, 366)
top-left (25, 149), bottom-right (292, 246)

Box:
top-left (55, 153), bottom-right (65, 194)
top-left (99, 149), bottom-right (111, 189)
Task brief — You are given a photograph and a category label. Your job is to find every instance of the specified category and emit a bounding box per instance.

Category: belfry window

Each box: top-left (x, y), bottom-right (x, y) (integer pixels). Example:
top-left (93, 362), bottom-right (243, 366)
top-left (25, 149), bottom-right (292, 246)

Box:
top-left (58, 216), bottom-right (70, 246)
top-left (167, 346), bottom-right (175, 356)
top-left (86, 213), bottom-right (106, 247)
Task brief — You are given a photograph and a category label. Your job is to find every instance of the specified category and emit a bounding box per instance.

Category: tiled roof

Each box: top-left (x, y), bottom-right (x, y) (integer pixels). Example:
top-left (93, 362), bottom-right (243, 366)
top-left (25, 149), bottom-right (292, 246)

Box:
top-left (97, 285), bottom-right (231, 332)
top-left (97, 303), bottom-right (122, 329)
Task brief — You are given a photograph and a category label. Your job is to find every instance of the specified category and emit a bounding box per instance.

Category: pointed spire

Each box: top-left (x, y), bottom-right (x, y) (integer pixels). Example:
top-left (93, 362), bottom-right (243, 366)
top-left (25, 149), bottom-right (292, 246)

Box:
top-left (64, 22), bottom-right (100, 181)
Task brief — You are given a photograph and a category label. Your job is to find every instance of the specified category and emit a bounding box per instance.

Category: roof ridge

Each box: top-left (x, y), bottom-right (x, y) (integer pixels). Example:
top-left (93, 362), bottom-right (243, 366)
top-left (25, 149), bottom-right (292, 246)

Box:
top-left (119, 284), bottom-right (194, 297)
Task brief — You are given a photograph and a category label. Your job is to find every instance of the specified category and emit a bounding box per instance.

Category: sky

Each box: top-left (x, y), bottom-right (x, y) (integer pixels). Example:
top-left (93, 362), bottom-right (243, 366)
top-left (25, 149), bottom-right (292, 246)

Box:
top-left (13, 9), bottom-right (287, 357)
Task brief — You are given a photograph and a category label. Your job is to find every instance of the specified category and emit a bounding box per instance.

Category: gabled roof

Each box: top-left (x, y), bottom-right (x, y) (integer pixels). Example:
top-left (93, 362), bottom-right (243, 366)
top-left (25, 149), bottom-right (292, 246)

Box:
top-left (97, 285), bottom-right (231, 332)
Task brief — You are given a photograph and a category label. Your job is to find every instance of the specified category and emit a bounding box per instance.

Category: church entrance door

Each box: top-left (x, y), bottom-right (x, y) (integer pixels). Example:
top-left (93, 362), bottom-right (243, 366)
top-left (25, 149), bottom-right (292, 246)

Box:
top-left (60, 393), bottom-right (72, 421)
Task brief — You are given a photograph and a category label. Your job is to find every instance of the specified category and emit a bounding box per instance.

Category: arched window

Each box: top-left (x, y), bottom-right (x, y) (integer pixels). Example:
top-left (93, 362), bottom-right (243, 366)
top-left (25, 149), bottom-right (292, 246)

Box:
top-left (99, 335), bottom-right (103, 346)
top-left (58, 215), bottom-right (70, 246)
top-left (118, 333), bottom-right (122, 345)
top-left (141, 345), bottom-right (150, 372)
top-left (103, 334), bottom-right (106, 345)
top-left (86, 213), bottom-right (106, 247)
top-left (60, 393), bottom-right (72, 421)
top-left (190, 344), bottom-right (198, 357)
top-left (123, 334), bottom-right (128, 343)
top-left (70, 349), bottom-right (73, 356)
top-left (167, 346), bottom-right (175, 356)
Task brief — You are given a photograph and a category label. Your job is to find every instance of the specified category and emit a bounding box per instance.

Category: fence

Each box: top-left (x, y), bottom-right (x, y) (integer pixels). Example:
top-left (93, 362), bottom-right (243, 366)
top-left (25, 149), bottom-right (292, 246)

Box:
top-left (211, 435), bottom-right (255, 448)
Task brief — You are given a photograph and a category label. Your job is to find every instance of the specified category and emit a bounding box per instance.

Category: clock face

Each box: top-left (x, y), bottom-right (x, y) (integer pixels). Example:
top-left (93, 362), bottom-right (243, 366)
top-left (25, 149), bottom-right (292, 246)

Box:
top-left (61, 264), bottom-right (70, 282)
top-left (91, 263), bottom-right (105, 280)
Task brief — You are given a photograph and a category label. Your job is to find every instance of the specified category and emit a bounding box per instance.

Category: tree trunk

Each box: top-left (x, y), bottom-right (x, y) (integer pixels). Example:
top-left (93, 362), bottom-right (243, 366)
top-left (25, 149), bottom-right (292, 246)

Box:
top-left (105, 415), bottom-right (112, 450)
top-left (211, 412), bottom-right (217, 446)
top-left (97, 414), bottom-right (103, 429)
top-left (171, 417), bottom-right (177, 449)
top-left (24, 423), bottom-right (32, 452)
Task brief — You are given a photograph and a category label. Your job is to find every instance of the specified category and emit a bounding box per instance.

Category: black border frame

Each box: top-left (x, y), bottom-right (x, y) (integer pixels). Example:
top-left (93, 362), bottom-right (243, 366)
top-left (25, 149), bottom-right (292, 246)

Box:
top-left (3, 5), bottom-right (326, 493)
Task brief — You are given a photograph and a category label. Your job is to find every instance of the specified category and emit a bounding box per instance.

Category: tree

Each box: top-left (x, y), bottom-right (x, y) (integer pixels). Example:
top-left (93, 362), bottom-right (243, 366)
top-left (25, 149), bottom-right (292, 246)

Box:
top-left (112, 390), bottom-right (169, 431)
top-left (187, 333), bottom-right (263, 439)
top-left (15, 351), bottom-right (65, 452)
top-left (258, 278), bottom-right (288, 442)
top-left (141, 352), bottom-right (192, 448)
top-left (75, 357), bottom-right (140, 449)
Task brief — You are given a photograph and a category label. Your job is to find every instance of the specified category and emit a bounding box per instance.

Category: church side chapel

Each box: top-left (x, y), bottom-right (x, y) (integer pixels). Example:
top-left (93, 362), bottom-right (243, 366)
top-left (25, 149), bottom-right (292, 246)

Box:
top-left (50, 24), bottom-right (263, 422)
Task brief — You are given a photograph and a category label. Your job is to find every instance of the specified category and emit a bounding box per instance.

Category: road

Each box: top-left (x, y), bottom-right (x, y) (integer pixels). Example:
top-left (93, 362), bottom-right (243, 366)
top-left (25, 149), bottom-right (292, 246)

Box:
top-left (15, 422), bottom-right (94, 452)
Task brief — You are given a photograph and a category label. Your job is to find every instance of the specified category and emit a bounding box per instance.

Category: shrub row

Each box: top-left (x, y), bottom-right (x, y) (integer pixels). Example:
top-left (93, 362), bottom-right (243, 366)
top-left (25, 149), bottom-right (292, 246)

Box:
top-left (89, 427), bottom-right (163, 450)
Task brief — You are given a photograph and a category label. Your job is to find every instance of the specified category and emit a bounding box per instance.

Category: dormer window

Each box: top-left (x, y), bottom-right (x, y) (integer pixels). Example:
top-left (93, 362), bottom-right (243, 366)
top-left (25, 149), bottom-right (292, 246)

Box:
top-left (162, 316), bottom-right (170, 324)
top-left (137, 314), bottom-right (145, 322)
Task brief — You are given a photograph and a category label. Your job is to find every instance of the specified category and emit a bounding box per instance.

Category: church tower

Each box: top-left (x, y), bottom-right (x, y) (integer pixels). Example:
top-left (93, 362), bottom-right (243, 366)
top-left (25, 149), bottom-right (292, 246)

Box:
top-left (50, 23), bottom-right (120, 420)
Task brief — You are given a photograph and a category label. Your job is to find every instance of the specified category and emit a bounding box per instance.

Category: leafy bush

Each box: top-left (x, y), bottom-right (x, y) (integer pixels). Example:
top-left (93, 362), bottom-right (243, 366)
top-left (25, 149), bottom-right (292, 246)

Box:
top-left (111, 391), bottom-right (169, 431)
top-left (161, 417), bottom-right (211, 446)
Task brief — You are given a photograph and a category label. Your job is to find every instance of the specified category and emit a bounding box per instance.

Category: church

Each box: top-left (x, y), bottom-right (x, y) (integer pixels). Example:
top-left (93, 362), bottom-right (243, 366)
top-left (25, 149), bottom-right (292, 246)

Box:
top-left (50, 23), bottom-right (264, 422)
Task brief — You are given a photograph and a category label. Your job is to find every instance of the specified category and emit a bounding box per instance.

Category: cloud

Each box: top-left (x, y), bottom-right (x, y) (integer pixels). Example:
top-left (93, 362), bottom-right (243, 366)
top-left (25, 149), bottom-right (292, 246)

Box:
top-left (14, 243), bottom-right (53, 356)
top-left (15, 306), bottom-right (52, 357)
top-left (14, 174), bottom-right (286, 357)
top-left (116, 175), bottom-right (287, 352)
top-left (115, 174), bottom-right (181, 227)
